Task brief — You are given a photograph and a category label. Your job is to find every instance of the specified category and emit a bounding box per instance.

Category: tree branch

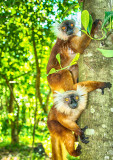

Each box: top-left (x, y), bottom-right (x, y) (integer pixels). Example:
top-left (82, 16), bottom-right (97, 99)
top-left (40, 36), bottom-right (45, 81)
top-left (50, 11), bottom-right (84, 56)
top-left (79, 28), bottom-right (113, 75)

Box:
top-left (2, 74), bottom-right (20, 133)
top-left (32, 25), bottom-right (43, 147)
top-left (12, 71), bottom-right (32, 80)
top-left (32, 26), bottom-right (43, 106)
top-left (43, 88), bottom-right (51, 113)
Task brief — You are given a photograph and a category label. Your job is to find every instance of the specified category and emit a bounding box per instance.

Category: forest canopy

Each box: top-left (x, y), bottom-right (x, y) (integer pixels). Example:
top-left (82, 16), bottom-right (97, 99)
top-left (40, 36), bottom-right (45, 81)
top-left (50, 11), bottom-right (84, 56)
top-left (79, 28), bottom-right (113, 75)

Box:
top-left (0, 0), bottom-right (80, 159)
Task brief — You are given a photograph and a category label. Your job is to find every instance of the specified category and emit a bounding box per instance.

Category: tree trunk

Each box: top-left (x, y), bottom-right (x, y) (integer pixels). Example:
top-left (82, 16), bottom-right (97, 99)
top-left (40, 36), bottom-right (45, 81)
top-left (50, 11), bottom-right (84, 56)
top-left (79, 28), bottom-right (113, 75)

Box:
top-left (8, 83), bottom-right (19, 144)
top-left (79, 0), bottom-right (113, 160)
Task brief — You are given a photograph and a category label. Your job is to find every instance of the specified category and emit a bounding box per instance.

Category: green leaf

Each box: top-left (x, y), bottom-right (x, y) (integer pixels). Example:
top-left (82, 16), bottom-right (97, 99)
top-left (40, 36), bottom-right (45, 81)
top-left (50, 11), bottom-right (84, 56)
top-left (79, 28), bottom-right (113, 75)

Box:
top-left (81, 10), bottom-right (89, 31)
top-left (105, 11), bottom-right (113, 21)
top-left (56, 53), bottom-right (61, 65)
top-left (48, 68), bottom-right (56, 75)
top-left (87, 15), bottom-right (93, 34)
top-left (70, 53), bottom-right (80, 66)
top-left (102, 11), bottom-right (113, 29)
top-left (97, 48), bottom-right (113, 57)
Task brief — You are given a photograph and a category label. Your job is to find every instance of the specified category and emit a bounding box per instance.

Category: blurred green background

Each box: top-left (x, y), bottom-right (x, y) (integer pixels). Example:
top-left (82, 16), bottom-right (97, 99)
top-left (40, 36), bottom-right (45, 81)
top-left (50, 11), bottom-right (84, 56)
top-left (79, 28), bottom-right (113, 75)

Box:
top-left (0, 0), bottom-right (80, 159)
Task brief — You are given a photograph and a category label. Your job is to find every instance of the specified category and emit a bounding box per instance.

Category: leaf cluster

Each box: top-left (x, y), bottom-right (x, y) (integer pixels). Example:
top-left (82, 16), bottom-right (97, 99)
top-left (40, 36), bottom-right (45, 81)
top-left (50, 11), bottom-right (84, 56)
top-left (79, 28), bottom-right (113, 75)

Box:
top-left (81, 10), bottom-right (113, 57)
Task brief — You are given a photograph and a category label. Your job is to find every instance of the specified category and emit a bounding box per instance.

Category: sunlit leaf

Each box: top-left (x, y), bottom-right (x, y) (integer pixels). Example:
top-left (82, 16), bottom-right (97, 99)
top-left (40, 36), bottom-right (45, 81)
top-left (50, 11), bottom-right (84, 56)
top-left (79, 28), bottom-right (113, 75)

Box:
top-left (56, 53), bottom-right (61, 65)
top-left (70, 53), bottom-right (80, 66)
top-left (97, 48), bottom-right (113, 57)
top-left (81, 10), bottom-right (89, 31)
top-left (48, 68), bottom-right (56, 75)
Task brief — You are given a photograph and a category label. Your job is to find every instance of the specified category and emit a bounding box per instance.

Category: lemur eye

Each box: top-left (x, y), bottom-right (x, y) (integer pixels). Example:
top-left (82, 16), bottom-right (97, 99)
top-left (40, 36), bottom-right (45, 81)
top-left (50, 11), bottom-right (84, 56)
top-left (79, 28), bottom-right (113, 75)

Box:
top-left (62, 26), bottom-right (66, 30)
top-left (70, 23), bottom-right (74, 27)
top-left (65, 98), bottom-right (70, 102)
top-left (75, 96), bottom-right (79, 101)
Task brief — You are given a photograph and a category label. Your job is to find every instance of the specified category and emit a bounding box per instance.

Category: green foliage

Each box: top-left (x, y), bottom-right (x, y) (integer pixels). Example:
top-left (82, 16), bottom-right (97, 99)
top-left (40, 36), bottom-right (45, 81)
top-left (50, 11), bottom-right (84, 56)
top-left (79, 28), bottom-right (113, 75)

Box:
top-left (48, 68), bottom-right (57, 75)
top-left (0, 0), bottom-right (80, 159)
top-left (102, 11), bottom-right (113, 33)
top-left (67, 153), bottom-right (80, 160)
top-left (56, 53), bottom-right (61, 68)
top-left (81, 10), bottom-right (89, 31)
top-left (0, 143), bottom-right (48, 160)
top-left (87, 15), bottom-right (93, 34)
top-left (81, 10), bottom-right (113, 58)
top-left (81, 10), bottom-right (112, 37)
top-left (81, 10), bottom-right (93, 35)
top-left (97, 48), bottom-right (113, 57)
top-left (70, 53), bottom-right (80, 66)
top-left (97, 12), bottom-right (113, 57)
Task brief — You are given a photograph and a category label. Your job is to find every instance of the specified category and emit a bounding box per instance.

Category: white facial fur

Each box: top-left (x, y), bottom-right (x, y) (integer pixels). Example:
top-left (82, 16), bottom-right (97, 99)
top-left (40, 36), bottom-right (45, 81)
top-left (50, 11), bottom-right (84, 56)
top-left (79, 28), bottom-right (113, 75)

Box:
top-left (53, 20), bottom-right (79, 41)
top-left (53, 86), bottom-right (88, 118)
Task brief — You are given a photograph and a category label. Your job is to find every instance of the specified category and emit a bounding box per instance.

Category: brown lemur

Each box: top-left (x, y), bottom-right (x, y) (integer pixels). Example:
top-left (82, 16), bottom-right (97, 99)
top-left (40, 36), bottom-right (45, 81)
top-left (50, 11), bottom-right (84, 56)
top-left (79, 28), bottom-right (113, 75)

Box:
top-left (47, 20), bottom-right (112, 159)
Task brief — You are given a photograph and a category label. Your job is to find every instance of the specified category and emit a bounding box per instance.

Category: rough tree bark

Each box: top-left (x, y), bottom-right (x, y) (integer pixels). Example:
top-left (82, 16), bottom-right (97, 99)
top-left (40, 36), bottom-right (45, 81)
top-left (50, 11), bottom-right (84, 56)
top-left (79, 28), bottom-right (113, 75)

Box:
top-left (78, 0), bottom-right (113, 160)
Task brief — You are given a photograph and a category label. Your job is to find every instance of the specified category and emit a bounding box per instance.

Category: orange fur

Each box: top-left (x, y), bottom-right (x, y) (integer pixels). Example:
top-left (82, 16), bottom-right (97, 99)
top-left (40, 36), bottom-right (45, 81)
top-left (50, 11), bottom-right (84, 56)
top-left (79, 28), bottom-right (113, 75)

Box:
top-left (47, 20), bottom-right (102, 92)
top-left (47, 20), bottom-right (111, 159)
top-left (47, 82), bottom-right (111, 159)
